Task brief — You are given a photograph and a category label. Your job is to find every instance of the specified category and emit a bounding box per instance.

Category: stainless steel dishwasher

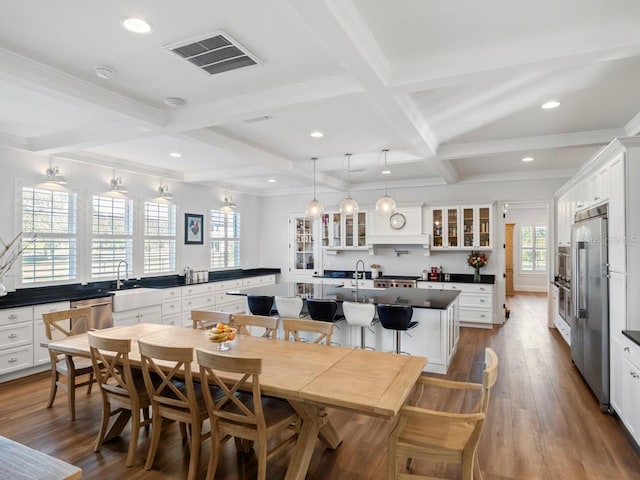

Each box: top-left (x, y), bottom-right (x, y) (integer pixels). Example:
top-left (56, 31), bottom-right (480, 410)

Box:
top-left (71, 296), bottom-right (113, 329)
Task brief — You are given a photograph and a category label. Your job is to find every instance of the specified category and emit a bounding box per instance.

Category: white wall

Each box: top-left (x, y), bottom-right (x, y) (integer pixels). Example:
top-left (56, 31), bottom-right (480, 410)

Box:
top-left (504, 204), bottom-right (549, 292)
top-left (0, 147), bottom-right (263, 291)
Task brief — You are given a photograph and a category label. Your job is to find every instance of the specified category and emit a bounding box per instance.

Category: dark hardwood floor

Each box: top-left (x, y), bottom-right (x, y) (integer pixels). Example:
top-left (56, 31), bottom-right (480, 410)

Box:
top-left (1, 292), bottom-right (639, 479)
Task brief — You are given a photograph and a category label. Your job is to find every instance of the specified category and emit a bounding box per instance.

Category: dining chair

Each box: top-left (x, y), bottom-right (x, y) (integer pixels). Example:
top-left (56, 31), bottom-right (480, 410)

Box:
top-left (282, 318), bottom-right (333, 345)
top-left (88, 333), bottom-right (151, 467)
top-left (191, 310), bottom-right (232, 330)
top-left (376, 304), bottom-right (418, 354)
top-left (246, 295), bottom-right (275, 316)
top-left (342, 301), bottom-right (376, 349)
top-left (138, 340), bottom-right (211, 480)
top-left (388, 348), bottom-right (499, 480)
top-left (229, 313), bottom-right (279, 339)
top-left (196, 349), bottom-right (299, 480)
top-left (274, 296), bottom-right (304, 318)
top-left (43, 307), bottom-right (95, 421)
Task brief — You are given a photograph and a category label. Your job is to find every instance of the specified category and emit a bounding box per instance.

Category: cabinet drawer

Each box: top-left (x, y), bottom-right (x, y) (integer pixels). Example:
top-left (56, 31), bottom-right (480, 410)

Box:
top-left (162, 287), bottom-right (182, 301)
top-left (162, 313), bottom-right (182, 327)
top-left (0, 345), bottom-right (33, 374)
top-left (622, 338), bottom-right (640, 367)
top-left (419, 282), bottom-right (442, 290)
top-left (216, 299), bottom-right (245, 315)
top-left (33, 301), bottom-right (71, 319)
top-left (459, 294), bottom-right (492, 309)
top-left (214, 291), bottom-right (241, 305)
top-left (459, 308), bottom-right (492, 325)
top-left (0, 322), bottom-right (33, 350)
top-left (162, 299), bottom-right (182, 317)
top-left (183, 283), bottom-right (215, 297)
top-left (459, 283), bottom-right (493, 294)
top-left (242, 275), bottom-right (276, 287)
top-left (214, 279), bottom-right (243, 291)
top-left (0, 306), bottom-right (33, 326)
top-left (182, 294), bottom-right (215, 311)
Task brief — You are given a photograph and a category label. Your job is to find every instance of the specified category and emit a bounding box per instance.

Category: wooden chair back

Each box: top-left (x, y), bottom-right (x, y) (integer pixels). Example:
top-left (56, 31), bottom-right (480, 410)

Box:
top-left (230, 313), bottom-right (279, 339)
top-left (282, 318), bottom-right (333, 345)
top-left (191, 310), bottom-right (231, 330)
top-left (43, 307), bottom-right (91, 340)
top-left (88, 334), bottom-right (135, 400)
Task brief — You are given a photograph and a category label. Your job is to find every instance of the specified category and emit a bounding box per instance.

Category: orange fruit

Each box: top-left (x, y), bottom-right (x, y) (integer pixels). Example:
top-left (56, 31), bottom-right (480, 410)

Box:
top-left (216, 322), bottom-right (225, 329)
top-left (227, 332), bottom-right (236, 341)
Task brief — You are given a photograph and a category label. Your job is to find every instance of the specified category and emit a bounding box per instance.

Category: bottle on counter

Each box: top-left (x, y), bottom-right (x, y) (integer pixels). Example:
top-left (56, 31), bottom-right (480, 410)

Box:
top-left (422, 269), bottom-right (428, 281)
top-left (438, 265), bottom-right (444, 281)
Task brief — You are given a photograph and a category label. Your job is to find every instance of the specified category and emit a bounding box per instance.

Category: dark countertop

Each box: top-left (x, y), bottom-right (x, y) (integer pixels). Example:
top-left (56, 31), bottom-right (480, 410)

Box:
top-left (418, 273), bottom-right (496, 285)
top-left (622, 330), bottom-right (640, 347)
top-left (228, 283), bottom-right (460, 310)
top-left (0, 268), bottom-right (281, 309)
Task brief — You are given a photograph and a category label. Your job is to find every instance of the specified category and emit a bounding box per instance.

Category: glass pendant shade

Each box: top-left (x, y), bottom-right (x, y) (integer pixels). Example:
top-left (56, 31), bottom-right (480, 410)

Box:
top-left (306, 157), bottom-right (323, 217)
top-left (339, 196), bottom-right (358, 215)
top-left (375, 193), bottom-right (397, 216)
top-left (375, 149), bottom-right (396, 216)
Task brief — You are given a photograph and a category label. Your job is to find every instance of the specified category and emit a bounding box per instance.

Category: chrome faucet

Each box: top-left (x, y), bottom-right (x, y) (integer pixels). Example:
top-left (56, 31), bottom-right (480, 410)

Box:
top-left (116, 260), bottom-right (129, 290)
top-left (355, 259), bottom-right (365, 299)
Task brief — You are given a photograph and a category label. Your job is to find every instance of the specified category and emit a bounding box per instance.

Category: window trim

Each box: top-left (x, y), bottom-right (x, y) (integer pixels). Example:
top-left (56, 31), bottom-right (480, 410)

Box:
top-left (519, 224), bottom-right (547, 274)
top-left (210, 209), bottom-right (241, 270)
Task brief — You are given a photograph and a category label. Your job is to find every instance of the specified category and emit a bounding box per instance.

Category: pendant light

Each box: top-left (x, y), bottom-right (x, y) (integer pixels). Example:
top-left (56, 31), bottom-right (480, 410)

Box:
top-left (221, 194), bottom-right (237, 213)
top-left (375, 149), bottom-right (396, 216)
top-left (305, 157), bottom-right (323, 217)
top-left (339, 153), bottom-right (359, 215)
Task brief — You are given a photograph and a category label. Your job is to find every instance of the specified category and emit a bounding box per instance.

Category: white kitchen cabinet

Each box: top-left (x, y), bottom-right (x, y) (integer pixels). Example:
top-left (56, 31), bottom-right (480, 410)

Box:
top-left (242, 275), bottom-right (276, 288)
top-left (611, 336), bottom-right (624, 417)
top-left (441, 282), bottom-right (493, 328)
top-left (556, 192), bottom-right (571, 247)
top-left (460, 205), bottom-right (492, 249)
top-left (33, 301), bottom-right (71, 366)
top-left (0, 306), bottom-right (34, 376)
top-left (621, 338), bottom-right (640, 443)
top-left (608, 152), bottom-right (625, 274)
top-left (589, 164), bottom-right (610, 206)
top-left (418, 281), bottom-right (442, 290)
top-left (113, 305), bottom-right (161, 327)
top-left (321, 211), bottom-right (367, 250)
top-left (290, 213), bottom-right (317, 278)
top-left (430, 206), bottom-right (460, 249)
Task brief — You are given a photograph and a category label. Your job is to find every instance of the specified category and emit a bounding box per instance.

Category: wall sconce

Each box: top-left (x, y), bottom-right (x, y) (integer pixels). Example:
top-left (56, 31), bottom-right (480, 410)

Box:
top-left (221, 195), bottom-right (237, 213)
top-left (156, 184), bottom-right (174, 203)
top-left (44, 161), bottom-right (67, 185)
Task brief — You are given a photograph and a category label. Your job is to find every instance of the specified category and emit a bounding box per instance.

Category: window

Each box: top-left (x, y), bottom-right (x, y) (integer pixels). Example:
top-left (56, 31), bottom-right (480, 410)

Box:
top-left (144, 201), bottom-right (176, 274)
top-left (210, 209), bottom-right (240, 269)
top-left (521, 225), bottom-right (547, 272)
top-left (91, 195), bottom-right (133, 278)
top-left (21, 186), bottom-right (77, 283)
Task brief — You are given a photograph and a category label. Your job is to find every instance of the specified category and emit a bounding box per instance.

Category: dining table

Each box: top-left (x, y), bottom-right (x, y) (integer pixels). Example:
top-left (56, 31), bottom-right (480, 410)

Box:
top-left (46, 323), bottom-right (426, 480)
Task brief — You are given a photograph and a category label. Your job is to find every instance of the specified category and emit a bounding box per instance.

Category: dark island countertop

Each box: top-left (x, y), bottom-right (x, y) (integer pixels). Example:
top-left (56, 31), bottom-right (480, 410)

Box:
top-left (228, 283), bottom-right (460, 310)
top-left (0, 268), bottom-right (281, 309)
top-left (622, 330), bottom-right (640, 347)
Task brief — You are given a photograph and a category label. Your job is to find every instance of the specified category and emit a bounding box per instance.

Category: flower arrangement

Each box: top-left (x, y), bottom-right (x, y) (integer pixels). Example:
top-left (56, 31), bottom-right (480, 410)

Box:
top-left (0, 232), bottom-right (35, 283)
top-left (467, 251), bottom-right (488, 270)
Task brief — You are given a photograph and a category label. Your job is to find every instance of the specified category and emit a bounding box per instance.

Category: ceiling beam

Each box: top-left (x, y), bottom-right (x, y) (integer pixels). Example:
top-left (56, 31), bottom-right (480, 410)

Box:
top-left (625, 111), bottom-right (640, 136)
top-left (0, 131), bottom-right (29, 150)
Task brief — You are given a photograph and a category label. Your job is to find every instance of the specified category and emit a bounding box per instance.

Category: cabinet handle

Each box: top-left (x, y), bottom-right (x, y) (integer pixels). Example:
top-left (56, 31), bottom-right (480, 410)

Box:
top-left (594, 196), bottom-right (600, 201)
top-left (631, 372), bottom-right (639, 379)
top-left (8, 333), bottom-right (18, 339)
top-left (480, 299), bottom-right (486, 303)
top-left (480, 314), bottom-right (486, 318)
top-left (624, 347), bottom-right (631, 353)
top-left (8, 314), bottom-right (17, 320)
top-left (8, 357), bottom-right (17, 363)
top-left (480, 287), bottom-right (485, 291)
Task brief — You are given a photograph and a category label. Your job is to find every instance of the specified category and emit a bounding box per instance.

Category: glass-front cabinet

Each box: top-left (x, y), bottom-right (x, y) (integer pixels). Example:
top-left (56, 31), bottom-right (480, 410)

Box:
top-left (321, 211), bottom-right (367, 249)
top-left (431, 204), bottom-right (493, 250)
top-left (290, 213), bottom-right (316, 277)
top-left (431, 206), bottom-right (459, 249)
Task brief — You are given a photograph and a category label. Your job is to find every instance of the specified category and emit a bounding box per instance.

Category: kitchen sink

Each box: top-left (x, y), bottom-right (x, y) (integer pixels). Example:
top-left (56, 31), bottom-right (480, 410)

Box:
top-left (110, 288), bottom-right (163, 312)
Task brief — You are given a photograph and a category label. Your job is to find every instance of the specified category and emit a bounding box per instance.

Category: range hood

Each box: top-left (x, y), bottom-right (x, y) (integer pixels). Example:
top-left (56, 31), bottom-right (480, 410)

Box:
top-left (366, 204), bottom-right (431, 254)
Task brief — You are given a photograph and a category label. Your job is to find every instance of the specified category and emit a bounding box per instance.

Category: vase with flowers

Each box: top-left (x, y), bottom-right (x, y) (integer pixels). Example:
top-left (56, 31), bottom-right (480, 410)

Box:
top-left (0, 232), bottom-right (35, 296)
top-left (467, 251), bottom-right (488, 283)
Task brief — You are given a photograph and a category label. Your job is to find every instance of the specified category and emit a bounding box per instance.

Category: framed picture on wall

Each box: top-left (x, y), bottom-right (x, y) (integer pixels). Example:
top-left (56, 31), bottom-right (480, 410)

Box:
top-left (184, 213), bottom-right (204, 244)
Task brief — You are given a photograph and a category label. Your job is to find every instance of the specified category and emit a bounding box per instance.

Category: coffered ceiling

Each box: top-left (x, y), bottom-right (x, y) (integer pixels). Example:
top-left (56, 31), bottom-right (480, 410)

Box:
top-left (1, 0), bottom-right (639, 196)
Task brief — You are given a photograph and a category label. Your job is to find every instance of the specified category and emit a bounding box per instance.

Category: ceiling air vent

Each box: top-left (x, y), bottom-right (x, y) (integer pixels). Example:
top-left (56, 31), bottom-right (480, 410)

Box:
top-left (165, 31), bottom-right (260, 76)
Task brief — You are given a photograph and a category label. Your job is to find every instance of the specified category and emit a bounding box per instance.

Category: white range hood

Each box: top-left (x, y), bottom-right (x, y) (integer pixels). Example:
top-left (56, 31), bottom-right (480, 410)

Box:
top-left (366, 204), bottom-right (430, 254)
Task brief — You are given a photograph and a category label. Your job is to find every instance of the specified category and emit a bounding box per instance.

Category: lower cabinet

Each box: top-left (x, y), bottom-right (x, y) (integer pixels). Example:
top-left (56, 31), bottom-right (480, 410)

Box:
top-left (113, 305), bottom-right (162, 327)
top-left (431, 283), bottom-right (493, 328)
top-left (611, 335), bottom-right (640, 447)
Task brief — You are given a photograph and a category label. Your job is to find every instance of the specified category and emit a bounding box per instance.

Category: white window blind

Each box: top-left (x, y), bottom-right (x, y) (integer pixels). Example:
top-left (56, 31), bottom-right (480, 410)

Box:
top-left (210, 209), bottom-right (240, 269)
top-left (144, 201), bottom-right (176, 274)
top-left (21, 186), bottom-right (77, 284)
top-left (521, 225), bottom-right (547, 272)
top-left (91, 195), bottom-right (133, 278)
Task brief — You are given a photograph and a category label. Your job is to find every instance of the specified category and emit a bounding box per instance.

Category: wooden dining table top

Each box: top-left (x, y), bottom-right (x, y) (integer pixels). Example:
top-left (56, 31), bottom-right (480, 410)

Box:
top-left (47, 323), bottom-right (426, 418)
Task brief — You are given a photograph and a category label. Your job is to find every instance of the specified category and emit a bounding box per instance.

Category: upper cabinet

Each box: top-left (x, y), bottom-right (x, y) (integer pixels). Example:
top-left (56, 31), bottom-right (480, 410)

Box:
top-left (290, 213), bottom-right (316, 277)
top-left (321, 211), bottom-right (367, 250)
top-left (430, 204), bottom-right (493, 250)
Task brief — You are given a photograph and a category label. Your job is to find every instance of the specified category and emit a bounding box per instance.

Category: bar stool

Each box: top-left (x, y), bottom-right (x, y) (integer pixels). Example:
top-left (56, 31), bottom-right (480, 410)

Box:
top-left (376, 304), bottom-right (417, 354)
top-left (342, 301), bottom-right (376, 349)
top-left (306, 299), bottom-right (343, 345)
top-left (247, 295), bottom-right (275, 316)
top-left (275, 296), bottom-right (304, 318)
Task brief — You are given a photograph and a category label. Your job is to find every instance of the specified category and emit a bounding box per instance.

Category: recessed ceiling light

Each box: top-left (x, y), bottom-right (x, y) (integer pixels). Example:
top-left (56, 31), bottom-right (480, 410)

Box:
top-left (121, 17), bottom-right (152, 34)
top-left (382, 169), bottom-right (391, 175)
top-left (541, 100), bottom-right (561, 109)
top-left (163, 97), bottom-right (186, 107)
top-left (310, 131), bottom-right (324, 138)
top-left (267, 178), bottom-right (276, 183)
top-left (94, 66), bottom-right (114, 79)
top-left (522, 157), bottom-right (534, 162)
top-left (169, 152), bottom-right (182, 158)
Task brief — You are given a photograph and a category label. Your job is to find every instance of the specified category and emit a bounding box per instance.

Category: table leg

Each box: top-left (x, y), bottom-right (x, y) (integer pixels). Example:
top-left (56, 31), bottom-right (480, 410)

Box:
top-left (285, 402), bottom-right (343, 480)
top-left (103, 410), bottom-right (132, 443)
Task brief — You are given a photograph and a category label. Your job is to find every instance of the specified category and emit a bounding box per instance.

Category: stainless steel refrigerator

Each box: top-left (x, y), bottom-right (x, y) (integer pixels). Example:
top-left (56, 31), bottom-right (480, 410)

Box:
top-left (571, 204), bottom-right (610, 411)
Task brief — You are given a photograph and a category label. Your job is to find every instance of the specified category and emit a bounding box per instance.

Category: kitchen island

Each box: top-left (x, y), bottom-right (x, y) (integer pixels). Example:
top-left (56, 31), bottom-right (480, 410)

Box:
top-left (228, 283), bottom-right (460, 374)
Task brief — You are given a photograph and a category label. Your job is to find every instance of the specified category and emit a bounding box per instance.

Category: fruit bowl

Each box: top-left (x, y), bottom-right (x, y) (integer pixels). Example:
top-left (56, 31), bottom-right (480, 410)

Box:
top-left (205, 324), bottom-right (236, 351)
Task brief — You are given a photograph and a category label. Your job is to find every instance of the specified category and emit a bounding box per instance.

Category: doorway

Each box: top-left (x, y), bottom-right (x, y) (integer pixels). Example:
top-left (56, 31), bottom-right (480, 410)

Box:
top-left (505, 223), bottom-right (515, 297)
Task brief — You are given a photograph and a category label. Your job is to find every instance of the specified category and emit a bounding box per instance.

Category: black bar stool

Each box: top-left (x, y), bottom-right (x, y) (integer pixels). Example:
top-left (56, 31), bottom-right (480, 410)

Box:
top-left (247, 295), bottom-right (275, 316)
top-left (306, 299), bottom-right (344, 345)
top-left (376, 304), bottom-right (417, 354)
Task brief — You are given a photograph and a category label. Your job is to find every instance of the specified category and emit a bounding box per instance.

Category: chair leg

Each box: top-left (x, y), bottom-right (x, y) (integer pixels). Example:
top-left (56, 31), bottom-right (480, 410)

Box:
top-left (473, 451), bottom-right (483, 480)
top-left (462, 450), bottom-right (474, 480)
top-left (126, 408), bottom-right (141, 467)
top-left (87, 372), bottom-right (94, 394)
top-left (187, 421), bottom-right (201, 480)
top-left (47, 369), bottom-right (58, 408)
top-left (145, 409), bottom-right (162, 470)
top-left (256, 433), bottom-right (267, 480)
top-left (143, 406), bottom-right (150, 432)
top-left (387, 435), bottom-right (398, 479)
top-left (206, 427), bottom-right (220, 480)
top-left (94, 398), bottom-right (110, 452)
top-left (67, 374), bottom-right (77, 421)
